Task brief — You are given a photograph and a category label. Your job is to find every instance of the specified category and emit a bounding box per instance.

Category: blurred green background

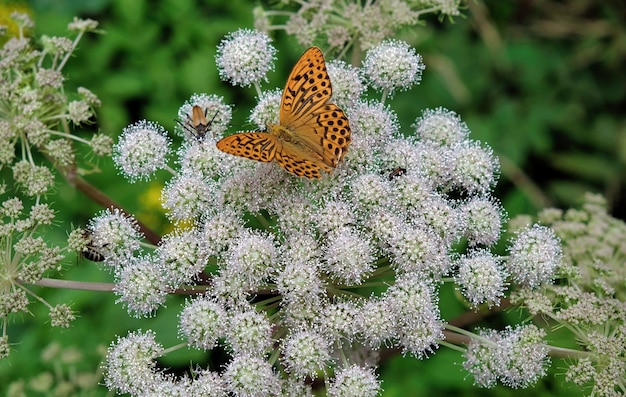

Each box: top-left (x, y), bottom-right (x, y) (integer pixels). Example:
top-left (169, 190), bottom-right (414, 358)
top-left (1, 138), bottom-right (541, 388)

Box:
top-left (1, 0), bottom-right (624, 395)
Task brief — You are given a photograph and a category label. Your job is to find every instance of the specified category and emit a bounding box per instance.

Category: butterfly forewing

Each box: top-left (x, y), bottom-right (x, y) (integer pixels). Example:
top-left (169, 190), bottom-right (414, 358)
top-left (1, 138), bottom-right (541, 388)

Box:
top-left (280, 49), bottom-right (351, 168)
top-left (280, 47), bottom-right (332, 129)
top-left (216, 133), bottom-right (279, 162)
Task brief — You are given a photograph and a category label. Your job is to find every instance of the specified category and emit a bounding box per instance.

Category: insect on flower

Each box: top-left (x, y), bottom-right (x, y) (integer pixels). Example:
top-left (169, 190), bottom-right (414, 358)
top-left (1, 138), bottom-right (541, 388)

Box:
top-left (80, 230), bottom-right (106, 262)
top-left (388, 167), bottom-right (407, 180)
top-left (178, 105), bottom-right (217, 141)
top-left (216, 47), bottom-right (352, 179)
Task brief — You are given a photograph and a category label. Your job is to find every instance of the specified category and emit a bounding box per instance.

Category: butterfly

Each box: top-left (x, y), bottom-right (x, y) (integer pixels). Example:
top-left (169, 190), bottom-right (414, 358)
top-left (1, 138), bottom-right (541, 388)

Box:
top-left (178, 105), bottom-right (216, 141)
top-left (216, 47), bottom-right (351, 179)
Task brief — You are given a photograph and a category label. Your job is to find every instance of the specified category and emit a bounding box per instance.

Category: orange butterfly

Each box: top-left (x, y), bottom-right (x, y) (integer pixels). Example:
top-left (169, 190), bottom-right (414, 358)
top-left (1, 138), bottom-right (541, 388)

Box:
top-left (216, 47), bottom-right (351, 179)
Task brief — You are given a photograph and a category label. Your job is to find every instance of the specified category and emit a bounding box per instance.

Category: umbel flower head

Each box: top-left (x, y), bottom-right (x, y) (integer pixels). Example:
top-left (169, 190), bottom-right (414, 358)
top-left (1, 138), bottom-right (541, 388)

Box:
top-left (215, 28), bottom-right (276, 88)
top-left (463, 325), bottom-right (550, 388)
top-left (112, 120), bottom-right (171, 182)
top-left (0, 13), bottom-right (112, 358)
top-left (362, 39), bottom-right (425, 98)
top-left (507, 193), bottom-right (626, 396)
top-left (0, 13), bottom-right (110, 184)
top-left (102, 35), bottom-right (562, 395)
top-left (253, 0), bottom-right (462, 52)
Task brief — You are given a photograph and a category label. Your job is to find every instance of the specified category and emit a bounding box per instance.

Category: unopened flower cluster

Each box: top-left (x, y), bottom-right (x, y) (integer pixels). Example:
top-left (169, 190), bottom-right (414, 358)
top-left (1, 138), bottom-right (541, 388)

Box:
top-left (0, 13), bottom-right (110, 357)
top-left (509, 193), bottom-right (626, 397)
top-left (253, 0), bottom-right (463, 52)
top-left (99, 30), bottom-right (564, 396)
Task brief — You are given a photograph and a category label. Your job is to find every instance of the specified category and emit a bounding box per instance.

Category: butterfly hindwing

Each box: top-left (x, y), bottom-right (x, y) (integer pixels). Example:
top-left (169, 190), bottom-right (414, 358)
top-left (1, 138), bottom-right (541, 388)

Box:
top-left (216, 133), bottom-right (279, 162)
top-left (275, 143), bottom-right (328, 179)
top-left (294, 103), bottom-right (351, 166)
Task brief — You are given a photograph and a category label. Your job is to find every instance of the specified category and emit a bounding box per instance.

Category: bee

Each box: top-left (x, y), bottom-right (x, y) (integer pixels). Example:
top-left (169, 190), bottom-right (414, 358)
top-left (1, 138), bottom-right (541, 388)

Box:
top-left (388, 167), bottom-right (407, 181)
top-left (177, 105), bottom-right (217, 141)
top-left (80, 230), bottom-right (106, 262)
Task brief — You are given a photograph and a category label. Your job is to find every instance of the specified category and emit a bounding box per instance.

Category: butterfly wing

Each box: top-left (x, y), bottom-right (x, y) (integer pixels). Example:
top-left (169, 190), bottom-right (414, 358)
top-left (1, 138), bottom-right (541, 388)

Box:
top-left (279, 47), bottom-right (351, 168)
top-left (280, 47), bottom-right (332, 126)
top-left (216, 47), bottom-right (351, 179)
top-left (295, 103), bottom-right (351, 166)
top-left (274, 141), bottom-right (331, 179)
top-left (216, 133), bottom-right (279, 163)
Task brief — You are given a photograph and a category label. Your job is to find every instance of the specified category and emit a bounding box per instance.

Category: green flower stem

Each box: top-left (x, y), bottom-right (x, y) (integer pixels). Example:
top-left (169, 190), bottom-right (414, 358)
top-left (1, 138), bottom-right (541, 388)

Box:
top-left (34, 278), bottom-right (115, 292)
top-left (548, 345), bottom-right (592, 360)
top-left (439, 339), bottom-right (467, 353)
top-left (448, 298), bottom-right (512, 328)
top-left (160, 342), bottom-right (189, 356)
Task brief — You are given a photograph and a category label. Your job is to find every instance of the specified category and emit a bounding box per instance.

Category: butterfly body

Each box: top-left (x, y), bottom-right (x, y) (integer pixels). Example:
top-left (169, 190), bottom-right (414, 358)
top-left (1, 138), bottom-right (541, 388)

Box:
top-left (216, 47), bottom-right (351, 179)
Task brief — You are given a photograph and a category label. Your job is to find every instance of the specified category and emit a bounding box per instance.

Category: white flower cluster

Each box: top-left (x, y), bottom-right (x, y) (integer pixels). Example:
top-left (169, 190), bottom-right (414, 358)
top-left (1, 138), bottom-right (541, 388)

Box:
top-left (102, 30), bottom-right (560, 396)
